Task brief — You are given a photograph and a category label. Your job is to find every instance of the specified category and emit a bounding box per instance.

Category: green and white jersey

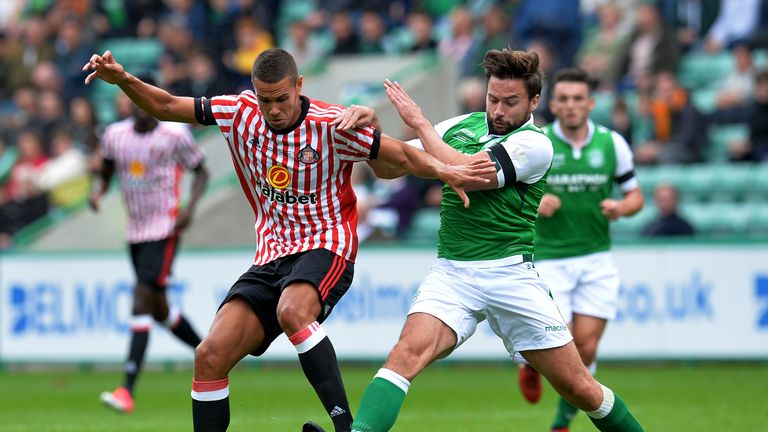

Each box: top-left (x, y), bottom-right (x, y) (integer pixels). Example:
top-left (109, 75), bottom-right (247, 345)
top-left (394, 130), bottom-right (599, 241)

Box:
top-left (409, 113), bottom-right (553, 263)
top-left (535, 120), bottom-right (638, 260)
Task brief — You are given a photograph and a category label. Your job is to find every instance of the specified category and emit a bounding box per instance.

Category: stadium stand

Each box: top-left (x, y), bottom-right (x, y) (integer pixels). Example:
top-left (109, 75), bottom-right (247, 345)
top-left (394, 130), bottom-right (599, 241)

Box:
top-left (2, 1), bottom-right (768, 250)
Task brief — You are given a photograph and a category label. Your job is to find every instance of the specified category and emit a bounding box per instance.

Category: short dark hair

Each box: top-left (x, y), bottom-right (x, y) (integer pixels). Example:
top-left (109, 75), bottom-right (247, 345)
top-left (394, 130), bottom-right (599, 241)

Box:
top-left (553, 68), bottom-right (590, 86)
top-left (481, 49), bottom-right (543, 99)
top-left (252, 48), bottom-right (299, 84)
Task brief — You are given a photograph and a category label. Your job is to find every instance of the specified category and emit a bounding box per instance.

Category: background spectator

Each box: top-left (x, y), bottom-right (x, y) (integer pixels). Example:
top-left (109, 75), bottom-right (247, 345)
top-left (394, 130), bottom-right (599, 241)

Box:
top-left (635, 71), bottom-right (706, 164)
top-left (704, 0), bottom-right (761, 53)
top-left (614, 3), bottom-right (679, 91)
top-left (642, 183), bottom-right (695, 236)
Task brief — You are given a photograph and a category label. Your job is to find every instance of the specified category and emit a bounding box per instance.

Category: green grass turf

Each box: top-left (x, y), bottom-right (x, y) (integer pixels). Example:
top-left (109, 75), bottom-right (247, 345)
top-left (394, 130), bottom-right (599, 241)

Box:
top-left (0, 362), bottom-right (766, 431)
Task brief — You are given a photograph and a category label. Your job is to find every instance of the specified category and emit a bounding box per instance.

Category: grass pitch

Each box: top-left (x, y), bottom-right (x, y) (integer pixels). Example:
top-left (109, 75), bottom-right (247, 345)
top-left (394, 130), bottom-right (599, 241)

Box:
top-left (0, 362), bottom-right (766, 431)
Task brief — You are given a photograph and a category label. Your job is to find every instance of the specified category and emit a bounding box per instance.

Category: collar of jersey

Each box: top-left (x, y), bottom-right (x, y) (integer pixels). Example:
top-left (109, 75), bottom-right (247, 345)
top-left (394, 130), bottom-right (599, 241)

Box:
top-left (552, 119), bottom-right (595, 147)
top-left (266, 96), bottom-right (310, 134)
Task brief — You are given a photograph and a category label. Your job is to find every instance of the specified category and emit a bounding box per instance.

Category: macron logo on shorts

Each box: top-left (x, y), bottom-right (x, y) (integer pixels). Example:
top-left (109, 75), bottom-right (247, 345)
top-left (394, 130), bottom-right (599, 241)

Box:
top-left (544, 325), bottom-right (568, 332)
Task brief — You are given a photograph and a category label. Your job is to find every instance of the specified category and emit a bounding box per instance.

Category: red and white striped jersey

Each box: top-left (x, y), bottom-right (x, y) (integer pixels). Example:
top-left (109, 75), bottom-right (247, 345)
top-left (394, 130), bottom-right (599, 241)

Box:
top-left (101, 119), bottom-right (204, 243)
top-left (195, 92), bottom-right (380, 265)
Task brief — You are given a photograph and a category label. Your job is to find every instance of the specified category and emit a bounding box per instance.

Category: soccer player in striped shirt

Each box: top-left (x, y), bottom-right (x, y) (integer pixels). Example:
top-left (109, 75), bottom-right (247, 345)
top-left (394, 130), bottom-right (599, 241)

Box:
top-left (345, 50), bottom-right (644, 432)
top-left (83, 48), bottom-right (494, 432)
top-left (91, 82), bottom-right (210, 414)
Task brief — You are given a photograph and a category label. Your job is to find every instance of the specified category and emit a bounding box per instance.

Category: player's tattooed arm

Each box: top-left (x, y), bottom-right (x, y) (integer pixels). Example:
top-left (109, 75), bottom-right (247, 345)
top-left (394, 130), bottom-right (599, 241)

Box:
top-left (83, 50), bottom-right (197, 123)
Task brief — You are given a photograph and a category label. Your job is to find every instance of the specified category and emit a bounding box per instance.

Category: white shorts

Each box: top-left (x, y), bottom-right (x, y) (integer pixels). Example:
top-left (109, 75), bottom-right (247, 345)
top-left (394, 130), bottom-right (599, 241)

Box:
top-left (409, 257), bottom-right (572, 361)
top-left (535, 251), bottom-right (620, 322)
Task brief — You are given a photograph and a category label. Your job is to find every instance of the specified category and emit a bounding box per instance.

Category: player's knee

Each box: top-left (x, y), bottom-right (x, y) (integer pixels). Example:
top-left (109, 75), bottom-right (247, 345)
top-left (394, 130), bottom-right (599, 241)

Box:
top-left (561, 377), bottom-right (602, 411)
top-left (575, 341), bottom-right (598, 366)
top-left (194, 339), bottom-right (226, 378)
top-left (276, 303), bottom-right (314, 334)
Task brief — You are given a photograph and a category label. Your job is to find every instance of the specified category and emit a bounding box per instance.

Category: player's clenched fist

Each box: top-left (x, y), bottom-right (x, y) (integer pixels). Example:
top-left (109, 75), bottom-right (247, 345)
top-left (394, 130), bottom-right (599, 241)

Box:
top-left (82, 50), bottom-right (127, 85)
top-left (538, 193), bottom-right (561, 217)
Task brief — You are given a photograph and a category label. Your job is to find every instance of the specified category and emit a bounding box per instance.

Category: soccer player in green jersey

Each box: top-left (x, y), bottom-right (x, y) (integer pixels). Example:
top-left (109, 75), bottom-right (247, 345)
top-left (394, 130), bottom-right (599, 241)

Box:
top-left (332, 50), bottom-right (643, 432)
top-left (517, 68), bottom-right (645, 432)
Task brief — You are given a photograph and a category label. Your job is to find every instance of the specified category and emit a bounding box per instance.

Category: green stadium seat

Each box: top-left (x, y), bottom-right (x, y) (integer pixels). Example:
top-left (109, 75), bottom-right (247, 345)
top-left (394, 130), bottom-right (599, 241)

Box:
top-left (636, 165), bottom-right (686, 196)
top-left (97, 38), bottom-right (162, 70)
top-left (745, 202), bottom-right (768, 234)
top-left (611, 205), bottom-right (656, 237)
top-left (706, 124), bottom-right (749, 163)
top-left (678, 52), bottom-right (734, 89)
top-left (745, 164), bottom-right (768, 202)
top-left (591, 91), bottom-right (615, 127)
top-left (708, 163), bottom-right (753, 202)
top-left (691, 87), bottom-right (719, 114)
top-left (404, 208), bottom-right (441, 243)
top-left (674, 164), bottom-right (718, 202)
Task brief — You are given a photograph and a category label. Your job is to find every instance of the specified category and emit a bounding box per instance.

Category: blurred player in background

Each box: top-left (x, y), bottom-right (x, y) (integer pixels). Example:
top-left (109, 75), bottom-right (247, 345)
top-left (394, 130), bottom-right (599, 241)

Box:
top-left (83, 48), bottom-right (493, 432)
top-left (91, 77), bottom-right (209, 414)
top-left (343, 50), bottom-right (644, 432)
top-left (518, 68), bottom-right (644, 432)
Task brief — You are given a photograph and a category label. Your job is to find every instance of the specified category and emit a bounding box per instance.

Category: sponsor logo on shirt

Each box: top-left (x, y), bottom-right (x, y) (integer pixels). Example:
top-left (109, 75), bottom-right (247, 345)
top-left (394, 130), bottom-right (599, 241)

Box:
top-left (449, 128), bottom-right (476, 144)
top-left (268, 165), bottom-right (291, 189)
top-left (257, 166), bottom-right (317, 205)
top-left (128, 161), bottom-right (145, 178)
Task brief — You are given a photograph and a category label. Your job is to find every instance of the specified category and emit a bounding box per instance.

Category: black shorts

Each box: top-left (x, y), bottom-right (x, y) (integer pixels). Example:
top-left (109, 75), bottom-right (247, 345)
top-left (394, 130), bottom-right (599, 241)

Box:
top-left (129, 236), bottom-right (179, 290)
top-left (221, 248), bottom-right (354, 356)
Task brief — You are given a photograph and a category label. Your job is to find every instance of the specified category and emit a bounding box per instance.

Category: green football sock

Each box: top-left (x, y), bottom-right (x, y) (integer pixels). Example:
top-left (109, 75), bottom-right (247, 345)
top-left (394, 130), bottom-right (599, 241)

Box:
top-left (551, 396), bottom-right (579, 428)
top-left (351, 370), bottom-right (409, 432)
top-left (586, 386), bottom-right (644, 432)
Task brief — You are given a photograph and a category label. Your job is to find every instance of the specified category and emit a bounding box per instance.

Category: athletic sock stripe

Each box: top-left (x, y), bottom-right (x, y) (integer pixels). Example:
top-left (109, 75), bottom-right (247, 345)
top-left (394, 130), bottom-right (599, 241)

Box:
top-left (374, 368), bottom-right (410, 393)
top-left (164, 305), bottom-right (182, 328)
top-left (322, 259), bottom-right (346, 300)
top-left (191, 378), bottom-right (230, 401)
top-left (192, 378), bottom-right (229, 392)
top-left (157, 235), bottom-right (178, 287)
top-left (130, 314), bottom-right (153, 331)
top-left (587, 384), bottom-right (615, 419)
top-left (288, 322), bottom-right (327, 354)
top-left (318, 255), bottom-right (343, 299)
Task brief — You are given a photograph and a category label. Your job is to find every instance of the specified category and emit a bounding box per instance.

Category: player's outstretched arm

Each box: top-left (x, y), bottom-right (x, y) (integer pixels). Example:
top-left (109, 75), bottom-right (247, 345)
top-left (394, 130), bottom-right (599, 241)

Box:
top-left (377, 134), bottom-right (496, 207)
top-left (83, 50), bottom-right (196, 123)
top-left (384, 79), bottom-right (476, 166)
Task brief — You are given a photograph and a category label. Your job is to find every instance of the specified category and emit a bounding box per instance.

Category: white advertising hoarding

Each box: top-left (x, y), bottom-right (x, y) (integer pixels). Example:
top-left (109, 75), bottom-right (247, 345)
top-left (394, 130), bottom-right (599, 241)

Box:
top-left (1, 246), bottom-right (767, 362)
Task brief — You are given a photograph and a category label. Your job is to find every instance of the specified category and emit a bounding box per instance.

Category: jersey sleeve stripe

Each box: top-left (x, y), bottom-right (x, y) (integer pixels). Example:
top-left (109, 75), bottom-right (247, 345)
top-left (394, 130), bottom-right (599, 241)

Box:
top-left (615, 169), bottom-right (636, 184)
top-left (488, 143), bottom-right (516, 187)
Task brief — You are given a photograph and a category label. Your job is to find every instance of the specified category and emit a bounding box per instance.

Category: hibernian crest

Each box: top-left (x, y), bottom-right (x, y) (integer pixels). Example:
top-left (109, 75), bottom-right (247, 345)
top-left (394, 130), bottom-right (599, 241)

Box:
top-left (587, 149), bottom-right (604, 168)
top-left (298, 145), bottom-right (319, 164)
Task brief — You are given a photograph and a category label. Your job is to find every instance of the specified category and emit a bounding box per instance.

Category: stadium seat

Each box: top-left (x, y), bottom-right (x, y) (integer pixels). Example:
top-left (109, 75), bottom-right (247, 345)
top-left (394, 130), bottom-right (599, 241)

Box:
top-left (404, 208), bottom-right (441, 244)
top-left (636, 165), bottom-right (686, 196)
top-left (678, 52), bottom-right (734, 90)
top-left (674, 164), bottom-right (718, 203)
top-left (591, 91), bottom-right (615, 127)
top-left (745, 164), bottom-right (768, 202)
top-left (611, 205), bottom-right (656, 237)
top-left (708, 163), bottom-right (753, 202)
top-left (706, 124), bottom-right (750, 163)
top-left (691, 87), bottom-right (719, 114)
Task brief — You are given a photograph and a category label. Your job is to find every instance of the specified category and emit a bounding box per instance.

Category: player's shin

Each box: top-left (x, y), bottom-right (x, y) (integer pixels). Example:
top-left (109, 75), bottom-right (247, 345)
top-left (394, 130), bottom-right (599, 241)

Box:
top-left (351, 368), bottom-right (410, 432)
top-left (290, 322), bottom-right (352, 432)
top-left (586, 384), bottom-right (644, 432)
top-left (191, 377), bottom-right (230, 432)
top-left (553, 362), bottom-right (595, 428)
top-left (124, 314), bottom-right (152, 393)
